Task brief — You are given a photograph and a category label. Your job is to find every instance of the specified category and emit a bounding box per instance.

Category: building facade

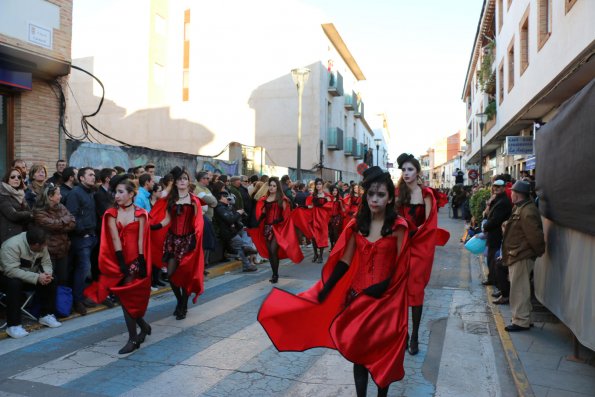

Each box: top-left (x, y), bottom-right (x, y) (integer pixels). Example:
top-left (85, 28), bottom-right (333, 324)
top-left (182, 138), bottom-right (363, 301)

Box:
top-left (67, 0), bottom-right (387, 181)
top-left (462, 0), bottom-right (595, 182)
top-left (0, 0), bottom-right (73, 176)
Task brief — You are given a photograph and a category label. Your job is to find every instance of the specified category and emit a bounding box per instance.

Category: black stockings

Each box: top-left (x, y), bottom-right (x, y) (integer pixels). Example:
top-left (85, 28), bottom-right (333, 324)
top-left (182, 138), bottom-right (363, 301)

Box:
top-left (353, 364), bottom-right (389, 397)
top-left (122, 307), bottom-right (138, 339)
top-left (168, 259), bottom-right (188, 312)
top-left (411, 305), bottom-right (423, 341)
top-left (266, 237), bottom-right (280, 277)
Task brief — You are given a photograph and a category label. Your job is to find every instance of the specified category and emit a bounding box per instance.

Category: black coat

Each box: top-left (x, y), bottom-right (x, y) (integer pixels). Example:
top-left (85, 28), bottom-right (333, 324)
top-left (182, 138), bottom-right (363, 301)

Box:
top-left (0, 184), bottom-right (31, 244)
top-left (213, 202), bottom-right (242, 241)
top-left (483, 193), bottom-right (512, 248)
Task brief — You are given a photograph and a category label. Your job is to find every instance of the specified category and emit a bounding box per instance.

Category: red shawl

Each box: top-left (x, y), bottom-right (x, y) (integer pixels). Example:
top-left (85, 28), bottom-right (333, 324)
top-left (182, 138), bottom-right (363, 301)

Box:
top-left (258, 217), bottom-right (410, 388)
top-left (84, 207), bottom-right (152, 318)
top-left (399, 187), bottom-right (450, 306)
top-left (149, 195), bottom-right (205, 303)
top-left (247, 196), bottom-right (304, 264)
top-left (305, 194), bottom-right (332, 248)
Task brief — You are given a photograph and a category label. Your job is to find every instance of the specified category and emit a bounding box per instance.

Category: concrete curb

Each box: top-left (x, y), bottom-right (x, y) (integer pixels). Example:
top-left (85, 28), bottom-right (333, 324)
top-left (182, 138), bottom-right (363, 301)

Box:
top-left (478, 254), bottom-right (535, 397)
top-left (0, 260), bottom-right (243, 341)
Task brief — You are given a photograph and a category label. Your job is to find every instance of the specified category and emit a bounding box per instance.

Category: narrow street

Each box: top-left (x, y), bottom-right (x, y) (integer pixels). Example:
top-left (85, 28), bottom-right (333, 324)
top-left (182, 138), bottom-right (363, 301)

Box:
top-left (0, 212), bottom-right (517, 397)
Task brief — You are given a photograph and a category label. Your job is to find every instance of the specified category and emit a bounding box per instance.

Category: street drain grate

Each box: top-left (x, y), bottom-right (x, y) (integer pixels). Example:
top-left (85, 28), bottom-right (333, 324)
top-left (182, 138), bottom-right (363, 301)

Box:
top-left (463, 321), bottom-right (491, 335)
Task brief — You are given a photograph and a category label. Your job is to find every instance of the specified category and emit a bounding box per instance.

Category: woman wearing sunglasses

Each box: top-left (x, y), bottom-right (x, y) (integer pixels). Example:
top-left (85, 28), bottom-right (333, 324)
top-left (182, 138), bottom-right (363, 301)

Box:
top-left (0, 168), bottom-right (32, 244)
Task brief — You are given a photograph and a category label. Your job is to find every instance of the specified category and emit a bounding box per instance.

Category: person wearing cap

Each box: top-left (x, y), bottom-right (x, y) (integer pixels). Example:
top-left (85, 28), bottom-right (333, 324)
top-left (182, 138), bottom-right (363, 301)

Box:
top-left (258, 166), bottom-right (410, 396)
top-left (501, 180), bottom-right (545, 331)
top-left (482, 178), bottom-right (512, 304)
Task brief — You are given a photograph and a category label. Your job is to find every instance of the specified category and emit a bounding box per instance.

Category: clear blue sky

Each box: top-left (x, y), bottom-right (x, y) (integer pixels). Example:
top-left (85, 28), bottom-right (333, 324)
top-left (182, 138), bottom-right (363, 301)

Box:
top-left (302, 0), bottom-right (484, 159)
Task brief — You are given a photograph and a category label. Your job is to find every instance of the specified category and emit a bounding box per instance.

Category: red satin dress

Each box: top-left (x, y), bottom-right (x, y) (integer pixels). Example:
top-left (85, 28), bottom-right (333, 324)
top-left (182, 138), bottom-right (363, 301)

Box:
top-left (263, 200), bottom-right (283, 241)
top-left (119, 220), bottom-right (142, 279)
top-left (329, 198), bottom-right (344, 230)
top-left (163, 204), bottom-right (196, 265)
top-left (306, 194), bottom-right (331, 248)
top-left (258, 218), bottom-right (410, 388)
top-left (343, 195), bottom-right (361, 220)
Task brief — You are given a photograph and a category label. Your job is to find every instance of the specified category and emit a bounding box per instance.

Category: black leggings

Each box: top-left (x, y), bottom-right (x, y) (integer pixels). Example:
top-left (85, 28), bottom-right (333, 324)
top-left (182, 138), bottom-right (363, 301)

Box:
top-left (167, 259), bottom-right (188, 309)
top-left (265, 237), bottom-right (279, 277)
top-left (121, 306), bottom-right (150, 340)
top-left (410, 305), bottom-right (423, 341)
top-left (353, 364), bottom-right (389, 397)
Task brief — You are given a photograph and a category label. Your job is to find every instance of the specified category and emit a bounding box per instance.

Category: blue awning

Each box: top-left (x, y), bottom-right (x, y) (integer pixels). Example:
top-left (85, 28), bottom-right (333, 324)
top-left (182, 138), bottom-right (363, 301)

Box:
top-left (0, 67), bottom-right (32, 90)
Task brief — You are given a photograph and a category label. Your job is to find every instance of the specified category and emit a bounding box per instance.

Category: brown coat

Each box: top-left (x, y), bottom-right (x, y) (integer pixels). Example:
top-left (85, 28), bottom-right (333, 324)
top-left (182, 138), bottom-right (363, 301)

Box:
top-left (33, 204), bottom-right (76, 259)
top-left (502, 199), bottom-right (545, 266)
top-left (0, 183), bottom-right (31, 244)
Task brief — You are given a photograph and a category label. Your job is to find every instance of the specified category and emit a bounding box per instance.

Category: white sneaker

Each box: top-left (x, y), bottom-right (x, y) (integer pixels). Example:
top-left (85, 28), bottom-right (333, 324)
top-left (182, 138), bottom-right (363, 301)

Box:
top-left (150, 286), bottom-right (158, 292)
top-left (38, 314), bottom-right (62, 328)
top-left (6, 325), bottom-right (29, 338)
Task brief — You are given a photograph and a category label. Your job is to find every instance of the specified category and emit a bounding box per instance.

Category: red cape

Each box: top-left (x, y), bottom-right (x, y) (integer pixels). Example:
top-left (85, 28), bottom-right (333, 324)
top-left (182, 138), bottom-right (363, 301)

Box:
top-left (149, 195), bottom-right (205, 303)
top-left (402, 187), bottom-right (450, 306)
top-left (305, 194), bottom-right (332, 247)
top-left (258, 217), bottom-right (410, 388)
top-left (248, 196), bottom-right (304, 264)
top-left (84, 207), bottom-right (152, 318)
top-left (429, 188), bottom-right (448, 208)
top-left (291, 207), bottom-right (313, 239)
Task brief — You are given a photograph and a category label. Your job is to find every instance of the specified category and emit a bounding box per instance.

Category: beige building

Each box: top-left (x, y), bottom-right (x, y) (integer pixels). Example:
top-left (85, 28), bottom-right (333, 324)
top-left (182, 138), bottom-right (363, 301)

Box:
top-left (0, 0), bottom-right (73, 176)
top-left (462, 0), bottom-right (595, 181)
top-left (67, 0), bottom-right (386, 181)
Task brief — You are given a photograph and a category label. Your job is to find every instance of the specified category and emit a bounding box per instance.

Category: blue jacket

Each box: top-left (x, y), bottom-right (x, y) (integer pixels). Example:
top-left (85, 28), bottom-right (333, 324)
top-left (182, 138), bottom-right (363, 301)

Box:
top-left (134, 187), bottom-right (152, 212)
top-left (65, 185), bottom-right (97, 235)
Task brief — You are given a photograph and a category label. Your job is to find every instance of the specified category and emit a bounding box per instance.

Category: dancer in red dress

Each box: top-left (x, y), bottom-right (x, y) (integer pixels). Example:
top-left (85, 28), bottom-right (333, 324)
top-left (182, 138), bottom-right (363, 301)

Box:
top-left (305, 178), bottom-right (332, 263)
top-left (248, 177), bottom-right (303, 283)
top-left (258, 167), bottom-right (409, 396)
top-left (85, 175), bottom-right (152, 354)
top-left (395, 153), bottom-right (450, 356)
top-left (343, 183), bottom-right (362, 220)
top-left (150, 167), bottom-right (204, 320)
top-left (328, 185), bottom-right (344, 251)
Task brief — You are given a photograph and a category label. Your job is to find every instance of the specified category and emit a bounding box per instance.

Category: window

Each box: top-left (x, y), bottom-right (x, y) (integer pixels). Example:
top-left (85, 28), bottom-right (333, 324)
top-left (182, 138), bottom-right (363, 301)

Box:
top-left (498, 61), bottom-right (504, 103)
top-left (498, 0), bottom-right (503, 33)
top-left (565, 0), bottom-right (578, 14)
top-left (519, 7), bottom-right (530, 75)
top-left (507, 38), bottom-right (515, 92)
top-left (0, 93), bottom-right (14, 177)
top-left (182, 9), bottom-right (190, 101)
top-left (537, 0), bottom-right (552, 50)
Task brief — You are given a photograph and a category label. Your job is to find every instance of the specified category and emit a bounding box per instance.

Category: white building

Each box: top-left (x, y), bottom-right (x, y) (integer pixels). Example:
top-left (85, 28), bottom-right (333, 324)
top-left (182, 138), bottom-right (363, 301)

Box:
top-left (461, 0), bottom-right (595, 181)
top-left (67, 0), bottom-right (387, 181)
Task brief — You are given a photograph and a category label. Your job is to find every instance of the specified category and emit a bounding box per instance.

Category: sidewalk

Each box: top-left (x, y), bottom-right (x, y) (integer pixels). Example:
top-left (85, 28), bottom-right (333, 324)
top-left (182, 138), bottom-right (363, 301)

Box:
top-left (475, 254), bottom-right (595, 397)
top-left (0, 258), bottom-right (246, 341)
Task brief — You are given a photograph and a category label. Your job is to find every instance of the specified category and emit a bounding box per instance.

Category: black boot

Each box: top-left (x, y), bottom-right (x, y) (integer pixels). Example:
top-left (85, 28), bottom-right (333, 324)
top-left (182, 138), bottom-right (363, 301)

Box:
top-left (118, 337), bottom-right (140, 354)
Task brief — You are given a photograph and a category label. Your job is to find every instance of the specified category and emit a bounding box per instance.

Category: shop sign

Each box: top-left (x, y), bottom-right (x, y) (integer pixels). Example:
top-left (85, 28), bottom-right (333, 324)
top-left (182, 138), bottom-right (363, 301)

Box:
top-left (504, 136), bottom-right (534, 155)
top-left (525, 156), bottom-right (536, 171)
top-left (28, 23), bottom-right (52, 49)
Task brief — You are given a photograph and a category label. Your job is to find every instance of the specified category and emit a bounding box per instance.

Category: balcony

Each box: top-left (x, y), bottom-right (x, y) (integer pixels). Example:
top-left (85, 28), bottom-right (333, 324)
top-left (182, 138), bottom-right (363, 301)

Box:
top-left (344, 137), bottom-right (357, 156)
top-left (327, 127), bottom-right (344, 151)
top-left (353, 142), bottom-right (364, 160)
top-left (328, 71), bottom-right (344, 97)
top-left (354, 98), bottom-right (364, 118)
top-left (344, 90), bottom-right (356, 110)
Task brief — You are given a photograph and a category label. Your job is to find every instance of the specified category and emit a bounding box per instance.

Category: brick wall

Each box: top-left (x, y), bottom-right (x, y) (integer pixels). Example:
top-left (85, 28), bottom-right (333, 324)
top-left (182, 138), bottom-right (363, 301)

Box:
top-left (13, 77), bottom-right (65, 168)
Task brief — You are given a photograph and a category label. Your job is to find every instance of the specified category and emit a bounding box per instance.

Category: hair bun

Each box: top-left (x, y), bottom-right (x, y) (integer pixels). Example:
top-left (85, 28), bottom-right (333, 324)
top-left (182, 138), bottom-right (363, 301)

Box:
top-left (109, 173), bottom-right (132, 191)
top-left (397, 153), bottom-right (415, 169)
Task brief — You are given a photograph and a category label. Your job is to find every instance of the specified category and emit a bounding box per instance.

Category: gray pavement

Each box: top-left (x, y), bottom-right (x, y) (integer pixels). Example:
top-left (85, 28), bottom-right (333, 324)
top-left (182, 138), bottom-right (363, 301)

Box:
top-left (0, 211), bottom-right (591, 396)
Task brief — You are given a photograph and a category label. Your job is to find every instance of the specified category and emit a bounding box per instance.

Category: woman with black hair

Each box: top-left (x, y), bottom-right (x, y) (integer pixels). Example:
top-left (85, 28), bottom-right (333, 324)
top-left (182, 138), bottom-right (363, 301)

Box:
top-left (343, 183), bottom-right (362, 220)
top-left (85, 175), bottom-right (152, 354)
top-left (306, 178), bottom-right (332, 263)
top-left (258, 167), bottom-right (410, 396)
top-left (248, 177), bottom-right (303, 283)
top-left (395, 153), bottom-right (449, 356)
top-left (328, 184), bottom-right (344, 251)
top-left (150, 167), bottom-right (204, 320)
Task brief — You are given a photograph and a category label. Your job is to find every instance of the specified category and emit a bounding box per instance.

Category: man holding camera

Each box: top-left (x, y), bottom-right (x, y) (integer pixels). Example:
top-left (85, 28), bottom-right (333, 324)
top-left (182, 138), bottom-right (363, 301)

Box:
top-left (213, 189), bottom-right (258, 272)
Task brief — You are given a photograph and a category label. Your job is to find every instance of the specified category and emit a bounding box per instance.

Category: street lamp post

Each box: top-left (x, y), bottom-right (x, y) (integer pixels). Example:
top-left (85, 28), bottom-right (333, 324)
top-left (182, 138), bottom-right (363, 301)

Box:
top-left (475, 112), bottom-right (488, 184)
top-left (374, 138), bottom-right (381, 167)
top-left (291, 68), bottom-right (310, 183)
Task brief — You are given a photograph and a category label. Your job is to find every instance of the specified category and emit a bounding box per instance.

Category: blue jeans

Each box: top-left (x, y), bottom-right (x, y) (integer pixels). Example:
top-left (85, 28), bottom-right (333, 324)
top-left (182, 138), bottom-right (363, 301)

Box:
top-left (70, 235), bottom-right (97, 303)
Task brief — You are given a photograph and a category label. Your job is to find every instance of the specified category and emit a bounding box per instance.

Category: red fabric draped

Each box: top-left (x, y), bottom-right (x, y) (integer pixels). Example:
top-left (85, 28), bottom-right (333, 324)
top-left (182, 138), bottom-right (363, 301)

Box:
top-left (429, 188), bottom-right (448, 208)
top-left (290, 207), bottom-right (313, 239)
top-left (247, 196), bottom-right (304, 264)
top-left (84, 207), bottom-right (152, 318)
top-left (149, 196), bottom-right (205, 303)
top-left (399, 187), bottom-right (450, 306)
top-left (258, 217), bottom-right (410, 388)
top-left (305, 194), bottom-right (332, 247)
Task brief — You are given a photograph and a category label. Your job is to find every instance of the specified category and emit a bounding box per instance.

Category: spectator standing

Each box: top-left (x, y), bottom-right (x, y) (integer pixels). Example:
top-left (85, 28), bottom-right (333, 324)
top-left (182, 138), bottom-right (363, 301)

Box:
top-left (228, 176), bottom-right (245, 211)
top-left (0, 168), bottom-right (32, 244)
top-left (93, 168), bottom-right (116, 284)
top-left (454, 168), bottom-right (464, 185)
top-left (0, 227), bottom-right (62, 338)
top-left (144, 163), bottom-right (156, 178)
top-left (132, 166), bottom-right (145, 180)
top-left (281, 175), bottom-right (295, 208)
top-left (135, 173), bottom-right (154, 212)
top-left (65, 167), bottom-right (98, 315)
top-left (60, 167), bottom-right (77, 204)
top-left (11, 159), bottom-right (28, 184)
top-left (194, 171), bottom-right (218, 268)
top-left (482, 179), bottom-right (513, 304)
top-left (501, 181), bottom-right (545, 331)
top-left (33, 184), bottom-right (76, 286)
top-left (47, 159), bottom-right (67, 186)
top-left (25, 164), bottom-right (48, 208)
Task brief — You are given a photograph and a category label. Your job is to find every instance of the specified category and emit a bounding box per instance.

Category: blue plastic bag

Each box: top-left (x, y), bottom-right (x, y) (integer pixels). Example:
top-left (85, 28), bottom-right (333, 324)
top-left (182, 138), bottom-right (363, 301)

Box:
top-left (55, 285), bottom-right (73, 318)
top-left (465, 235), bottom-right (487, 255)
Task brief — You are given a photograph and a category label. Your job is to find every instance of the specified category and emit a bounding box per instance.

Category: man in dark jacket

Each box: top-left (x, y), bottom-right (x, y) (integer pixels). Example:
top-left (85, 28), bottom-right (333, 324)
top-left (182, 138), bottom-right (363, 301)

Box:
top-left (213, 190), bottom-right (257, 272)
top-left (281, 175), bottom-right (295, 208)
top-left (501, 181), bottom-right (545, 331)
top-left (59, 167), bottom-right (77, 205)
top-left (482, 179), bottom-right (512, 302)
top-left (65, 167), bottom-right (98, 315)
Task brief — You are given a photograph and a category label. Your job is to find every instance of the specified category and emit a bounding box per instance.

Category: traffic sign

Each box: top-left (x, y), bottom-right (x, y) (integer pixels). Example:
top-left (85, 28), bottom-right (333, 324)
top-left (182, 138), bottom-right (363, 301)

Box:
top-left (468, 169), bottom-right (478, 180)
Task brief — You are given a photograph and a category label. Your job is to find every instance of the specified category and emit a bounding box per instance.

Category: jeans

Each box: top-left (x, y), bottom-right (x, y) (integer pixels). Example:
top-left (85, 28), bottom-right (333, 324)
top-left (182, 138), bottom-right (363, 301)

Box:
top-left (70, 235), bottom-right (97, 303)
top-left (229, 235), bottom-right (251, 269)
top-left (0, 274), bottom-right (56, 326)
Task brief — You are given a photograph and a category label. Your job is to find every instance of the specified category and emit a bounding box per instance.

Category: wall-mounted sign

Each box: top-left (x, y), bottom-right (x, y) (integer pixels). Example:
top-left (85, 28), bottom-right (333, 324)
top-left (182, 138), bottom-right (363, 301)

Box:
top-left (504, 136), bottom-right (534, 155)
top-left (28, 23), bottom-right (52, 49)
top-left (525, 156), bottom-right (536, 171)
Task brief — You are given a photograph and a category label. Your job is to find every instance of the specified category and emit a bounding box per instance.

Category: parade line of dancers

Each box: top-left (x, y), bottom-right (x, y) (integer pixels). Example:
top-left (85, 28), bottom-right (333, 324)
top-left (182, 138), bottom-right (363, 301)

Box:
top-left (83, 154), bottom-right (449, 396)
